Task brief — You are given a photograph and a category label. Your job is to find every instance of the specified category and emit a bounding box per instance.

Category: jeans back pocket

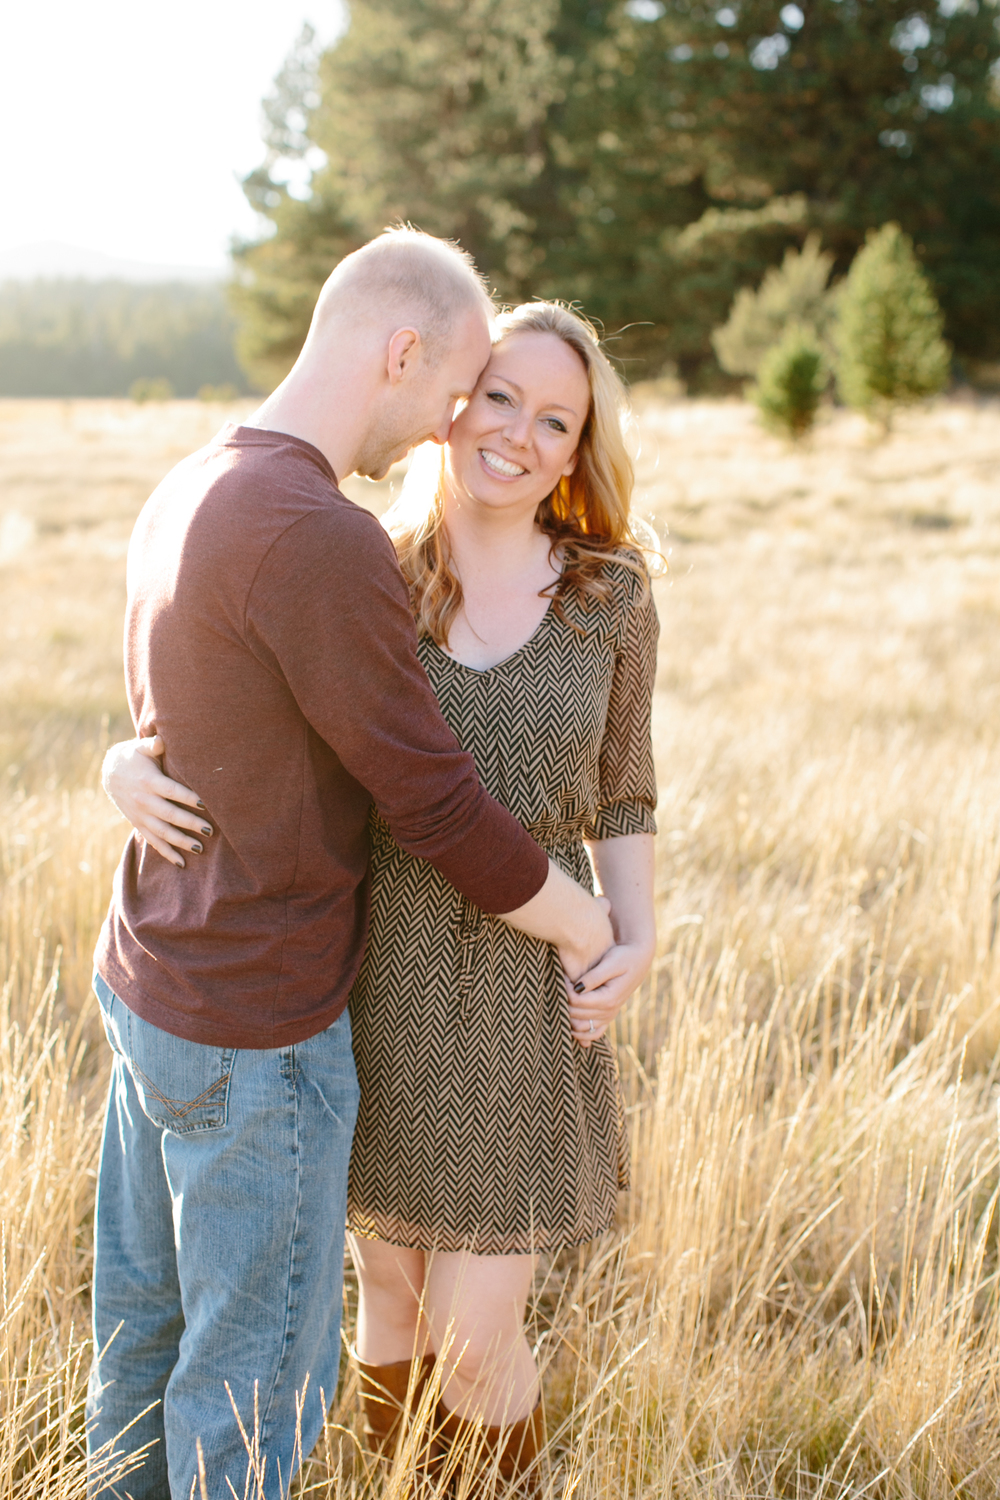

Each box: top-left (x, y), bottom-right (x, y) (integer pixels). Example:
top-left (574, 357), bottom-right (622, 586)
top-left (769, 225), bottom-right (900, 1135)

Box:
top-left (124, 1008), bottom-right (235, 1135)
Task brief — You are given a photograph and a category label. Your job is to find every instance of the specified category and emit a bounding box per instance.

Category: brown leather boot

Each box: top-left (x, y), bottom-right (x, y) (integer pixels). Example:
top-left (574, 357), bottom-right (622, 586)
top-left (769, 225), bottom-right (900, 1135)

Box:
top-left (435, 1398), bottom-right (544, 1496)
top-left (356, 1353), bottom-right (436, 1465)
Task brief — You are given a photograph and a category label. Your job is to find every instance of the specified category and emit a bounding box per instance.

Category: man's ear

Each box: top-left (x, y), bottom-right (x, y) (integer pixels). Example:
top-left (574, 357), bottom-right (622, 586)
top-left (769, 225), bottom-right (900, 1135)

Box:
top-left (387, 327), bottom-right (421, 386)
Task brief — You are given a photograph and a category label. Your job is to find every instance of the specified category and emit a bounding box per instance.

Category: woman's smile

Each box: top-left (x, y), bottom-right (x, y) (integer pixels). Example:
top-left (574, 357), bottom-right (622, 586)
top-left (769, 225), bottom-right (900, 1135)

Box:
top-left (478, 448), bottom-right (528, 479)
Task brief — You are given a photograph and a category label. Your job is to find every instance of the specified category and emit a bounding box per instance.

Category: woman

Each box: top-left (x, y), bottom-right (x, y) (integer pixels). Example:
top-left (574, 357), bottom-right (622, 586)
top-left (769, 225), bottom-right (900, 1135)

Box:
top-left (104, 302), bottom-right (659, 1493)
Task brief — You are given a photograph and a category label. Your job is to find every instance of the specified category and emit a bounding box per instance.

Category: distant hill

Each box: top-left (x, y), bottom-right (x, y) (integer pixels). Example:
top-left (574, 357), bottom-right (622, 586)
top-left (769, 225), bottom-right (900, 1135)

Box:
top-left (0, 278), bottom-right (251, 398)
top-left (0, 241), bottom-right (223, 284)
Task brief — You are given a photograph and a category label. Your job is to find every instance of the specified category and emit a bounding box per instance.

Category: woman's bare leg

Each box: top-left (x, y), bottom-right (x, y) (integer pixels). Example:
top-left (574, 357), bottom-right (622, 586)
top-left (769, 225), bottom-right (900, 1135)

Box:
top-left (424, 1251), bottom-right (538, 1425)
top-left (349, 1238), bottom-right (539, 1423)
top-left (348, 1234), bottom-right (428, 1363)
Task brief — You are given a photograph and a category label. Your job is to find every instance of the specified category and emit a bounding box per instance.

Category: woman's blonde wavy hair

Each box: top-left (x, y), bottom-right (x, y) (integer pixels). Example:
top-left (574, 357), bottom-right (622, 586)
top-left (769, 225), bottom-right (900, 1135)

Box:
top-left (382, 300), bottom-right (660, 647)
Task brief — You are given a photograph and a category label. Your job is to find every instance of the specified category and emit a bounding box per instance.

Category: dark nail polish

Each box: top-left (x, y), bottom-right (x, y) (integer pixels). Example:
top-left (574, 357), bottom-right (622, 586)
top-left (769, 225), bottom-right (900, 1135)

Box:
top-left (201, 825), bottom-right (213, 837)
top-left (191, 842), bottom-right (203, 854)
top-left (573, 980), bottom-right (585, 994)
top-left (196, 800), bottom-right (206, 810)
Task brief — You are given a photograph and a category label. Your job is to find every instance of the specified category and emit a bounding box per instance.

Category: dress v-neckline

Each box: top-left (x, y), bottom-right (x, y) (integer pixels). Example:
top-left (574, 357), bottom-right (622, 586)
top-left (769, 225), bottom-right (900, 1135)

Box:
top-left (426, 596), bottom-right (557, 676)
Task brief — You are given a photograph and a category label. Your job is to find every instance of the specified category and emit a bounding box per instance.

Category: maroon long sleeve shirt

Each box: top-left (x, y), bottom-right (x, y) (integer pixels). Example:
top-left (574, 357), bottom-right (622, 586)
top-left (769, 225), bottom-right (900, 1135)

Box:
top-left (95, 425), bottom-right (549, 1048)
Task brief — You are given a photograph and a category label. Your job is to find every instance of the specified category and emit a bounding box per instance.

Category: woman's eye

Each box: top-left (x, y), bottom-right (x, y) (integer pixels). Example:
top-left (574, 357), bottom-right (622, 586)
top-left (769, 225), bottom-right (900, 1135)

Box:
top-left (486, 390), bottom-right (512, 405)
top-left (546, 419), bottom-right (568, 433)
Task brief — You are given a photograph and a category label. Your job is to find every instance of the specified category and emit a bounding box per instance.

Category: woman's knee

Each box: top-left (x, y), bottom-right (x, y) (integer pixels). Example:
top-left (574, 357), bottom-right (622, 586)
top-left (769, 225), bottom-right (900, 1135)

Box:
top-left (425, 1253), bottom-right (533, 1380)
top-left (350, 1236), bottom-right (425, 1320)
top-left (441, 1318), bottom-right (519, 1384)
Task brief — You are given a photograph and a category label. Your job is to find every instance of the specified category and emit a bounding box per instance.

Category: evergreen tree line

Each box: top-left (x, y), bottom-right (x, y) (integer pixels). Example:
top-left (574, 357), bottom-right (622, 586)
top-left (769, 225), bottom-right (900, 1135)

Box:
top-left (0, 280), bottom-right (248, 398)
top-left (233, 0), bottom-right (1000, 391)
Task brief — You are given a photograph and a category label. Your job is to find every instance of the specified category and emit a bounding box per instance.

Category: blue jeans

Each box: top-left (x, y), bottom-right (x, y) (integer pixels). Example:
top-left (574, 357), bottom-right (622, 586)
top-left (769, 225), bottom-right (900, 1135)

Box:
top-left (87, 972), bottom-right (359, 1500)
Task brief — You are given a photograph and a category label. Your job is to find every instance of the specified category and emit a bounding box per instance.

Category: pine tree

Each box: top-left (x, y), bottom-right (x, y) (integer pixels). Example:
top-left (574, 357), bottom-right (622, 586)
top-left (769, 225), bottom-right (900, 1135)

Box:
top-left (231, 0), bottom-right (1000, 390)
top-left (233, 0), bottom-right (711, 385)
top-left (713, 234), bottom-right (834, 377)
top-left (231, 24), bottom-right (359, 391)
top-left (835, 223), bottom-right (950, 428)
top-left (750, 324), bottom-right (827, 439)
top-left (640, 0), bottom-right (1000, 365)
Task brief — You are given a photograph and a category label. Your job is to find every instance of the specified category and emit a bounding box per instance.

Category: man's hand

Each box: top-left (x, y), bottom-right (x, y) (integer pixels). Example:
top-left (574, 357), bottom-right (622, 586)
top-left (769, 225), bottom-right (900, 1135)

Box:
top-left (556, 894), bottom-right (613, 982)
top-left (499, 858), bottom-right (614, 980)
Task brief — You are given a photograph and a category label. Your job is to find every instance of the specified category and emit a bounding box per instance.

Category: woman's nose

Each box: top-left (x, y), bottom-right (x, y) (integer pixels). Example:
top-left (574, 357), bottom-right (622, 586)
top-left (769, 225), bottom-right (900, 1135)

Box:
top-left (503, 414), bottom-right (531, 447)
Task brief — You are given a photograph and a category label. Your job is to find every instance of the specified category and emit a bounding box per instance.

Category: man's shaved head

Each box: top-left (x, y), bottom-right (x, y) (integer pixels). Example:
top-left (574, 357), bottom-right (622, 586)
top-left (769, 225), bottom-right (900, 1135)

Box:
top-left (252, 227), bottom-right (494, 484)
top-left (307, 226), bottom-right (494, 364)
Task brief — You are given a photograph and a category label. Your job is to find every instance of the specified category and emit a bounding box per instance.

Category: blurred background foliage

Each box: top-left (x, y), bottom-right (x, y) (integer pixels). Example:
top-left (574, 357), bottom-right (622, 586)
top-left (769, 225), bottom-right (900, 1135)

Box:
top-left (712, 234), bottom-right (835, 378)
top-left (3, 0), bottom-right (998, 396)
top-left (232, 0), bottom-right (1000, 390)
top-left (0, 280), bottom-right (248, 397)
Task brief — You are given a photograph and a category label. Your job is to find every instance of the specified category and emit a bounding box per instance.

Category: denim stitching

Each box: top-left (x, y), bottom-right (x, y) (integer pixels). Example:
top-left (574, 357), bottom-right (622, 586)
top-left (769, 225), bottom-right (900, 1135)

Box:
top-left (133, 1066), bottom-right (229, 1121)
top-left (259, 1046), bottom-right (303, 1452)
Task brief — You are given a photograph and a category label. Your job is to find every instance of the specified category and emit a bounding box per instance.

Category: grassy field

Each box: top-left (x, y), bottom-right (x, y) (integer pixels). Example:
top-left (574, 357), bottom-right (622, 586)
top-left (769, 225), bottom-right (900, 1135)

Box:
top-left (1, 393), bottom-right (999, 1496)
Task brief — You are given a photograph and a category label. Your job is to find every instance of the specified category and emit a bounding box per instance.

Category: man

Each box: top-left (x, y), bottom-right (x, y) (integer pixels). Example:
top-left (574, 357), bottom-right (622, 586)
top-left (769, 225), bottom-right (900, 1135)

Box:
top-left (89, 228), bottom-right (612, 1500)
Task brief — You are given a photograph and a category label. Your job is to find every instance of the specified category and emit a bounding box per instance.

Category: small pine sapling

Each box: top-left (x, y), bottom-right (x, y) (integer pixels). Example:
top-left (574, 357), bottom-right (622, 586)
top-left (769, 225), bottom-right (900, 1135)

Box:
top-left (750, 324), bottom-right (827, 440)
top-left (834, 223), bottom-right (950, 431)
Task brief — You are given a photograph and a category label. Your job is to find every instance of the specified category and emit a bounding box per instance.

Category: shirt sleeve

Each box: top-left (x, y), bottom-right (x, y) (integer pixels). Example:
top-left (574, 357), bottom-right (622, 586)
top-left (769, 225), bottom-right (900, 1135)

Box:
top-left (245, 501), bottom-right (549, 913)
top-left (586, 566), bottom-right (659, 842)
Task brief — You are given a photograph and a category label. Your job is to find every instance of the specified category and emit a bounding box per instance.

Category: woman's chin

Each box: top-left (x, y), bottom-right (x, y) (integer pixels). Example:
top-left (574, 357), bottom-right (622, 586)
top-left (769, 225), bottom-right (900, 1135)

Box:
top-left (463, 481), bottom-right (549, 513)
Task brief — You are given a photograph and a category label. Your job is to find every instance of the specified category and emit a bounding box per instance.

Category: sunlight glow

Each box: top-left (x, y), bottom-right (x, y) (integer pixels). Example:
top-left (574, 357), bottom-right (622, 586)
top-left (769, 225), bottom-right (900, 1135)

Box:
top-left (0, 0), bottom-right (345, 273)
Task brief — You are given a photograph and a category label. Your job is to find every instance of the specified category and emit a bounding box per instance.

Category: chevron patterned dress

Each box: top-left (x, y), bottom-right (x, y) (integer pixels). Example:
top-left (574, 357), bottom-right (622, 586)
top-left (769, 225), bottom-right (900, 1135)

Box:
top-left (346, 559), bottom-right (658, 1254)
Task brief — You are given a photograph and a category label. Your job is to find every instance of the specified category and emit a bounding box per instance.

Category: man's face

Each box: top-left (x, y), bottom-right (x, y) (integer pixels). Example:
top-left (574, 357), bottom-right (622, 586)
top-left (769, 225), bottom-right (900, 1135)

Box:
top-left (354, 309), bottom-right (493, 481)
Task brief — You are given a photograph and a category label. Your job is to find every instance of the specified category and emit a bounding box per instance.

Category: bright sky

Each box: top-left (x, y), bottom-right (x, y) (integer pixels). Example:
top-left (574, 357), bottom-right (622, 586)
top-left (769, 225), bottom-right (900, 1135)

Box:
top-left (1, 0), bottom-right (346, 271)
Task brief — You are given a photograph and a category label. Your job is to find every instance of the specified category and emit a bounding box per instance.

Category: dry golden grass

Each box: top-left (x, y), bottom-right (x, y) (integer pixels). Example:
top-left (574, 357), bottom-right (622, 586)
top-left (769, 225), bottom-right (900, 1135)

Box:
top-left (1, 394), bottom-right (999, 1497)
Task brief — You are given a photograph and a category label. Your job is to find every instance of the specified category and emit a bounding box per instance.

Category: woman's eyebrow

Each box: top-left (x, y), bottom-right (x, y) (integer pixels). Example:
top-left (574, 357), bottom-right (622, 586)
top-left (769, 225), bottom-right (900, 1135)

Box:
top-left (488, 374), bottom-right (580, 416)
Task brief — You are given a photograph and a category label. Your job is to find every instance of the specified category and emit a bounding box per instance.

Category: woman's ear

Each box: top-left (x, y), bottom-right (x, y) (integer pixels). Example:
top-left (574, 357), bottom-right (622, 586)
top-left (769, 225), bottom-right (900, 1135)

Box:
top-left (561, 449), bottom-right (580, 478)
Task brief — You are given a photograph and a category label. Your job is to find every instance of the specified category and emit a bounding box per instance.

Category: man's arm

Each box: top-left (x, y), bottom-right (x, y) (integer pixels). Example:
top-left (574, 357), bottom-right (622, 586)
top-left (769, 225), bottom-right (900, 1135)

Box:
top-left (102, 738), bottom-right (613, 979)
top-left (242, 503), bottom-right (616, 961)
top-left (246, 507), bottom-right (538, 896)
top-left (501, 858), bottom-right (612, 981)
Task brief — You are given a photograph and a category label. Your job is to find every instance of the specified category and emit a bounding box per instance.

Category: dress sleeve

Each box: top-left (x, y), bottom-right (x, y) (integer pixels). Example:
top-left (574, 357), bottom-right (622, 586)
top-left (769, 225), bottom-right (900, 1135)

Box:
top-left (586, 566), bottom-right (659, 842)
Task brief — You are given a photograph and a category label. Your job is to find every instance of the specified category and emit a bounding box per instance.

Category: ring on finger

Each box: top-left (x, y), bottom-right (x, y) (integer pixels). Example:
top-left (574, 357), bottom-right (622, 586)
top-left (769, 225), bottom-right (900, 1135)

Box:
top-left (589, 1019), bottom-right (596, 1035)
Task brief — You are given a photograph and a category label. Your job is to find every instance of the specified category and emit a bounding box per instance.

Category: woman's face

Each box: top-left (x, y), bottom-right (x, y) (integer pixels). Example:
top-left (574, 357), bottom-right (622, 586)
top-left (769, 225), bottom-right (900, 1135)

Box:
top-left (444, 330), bottom-right (590, 513)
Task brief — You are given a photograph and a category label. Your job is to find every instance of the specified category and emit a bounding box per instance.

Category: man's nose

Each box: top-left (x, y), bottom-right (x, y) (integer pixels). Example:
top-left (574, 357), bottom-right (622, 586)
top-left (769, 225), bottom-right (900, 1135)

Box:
top-left (429, 405), bottom-right (456, 445)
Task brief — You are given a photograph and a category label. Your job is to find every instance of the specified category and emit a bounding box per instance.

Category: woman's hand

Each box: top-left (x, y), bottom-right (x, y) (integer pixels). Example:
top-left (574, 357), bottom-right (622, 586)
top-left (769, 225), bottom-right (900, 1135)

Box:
top-left (568, 832), bottom-right (656, 1047)
top-left (102, 735), bottom-right (211, 869)
top-left (566, 941), bottom-right (655, 1048)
